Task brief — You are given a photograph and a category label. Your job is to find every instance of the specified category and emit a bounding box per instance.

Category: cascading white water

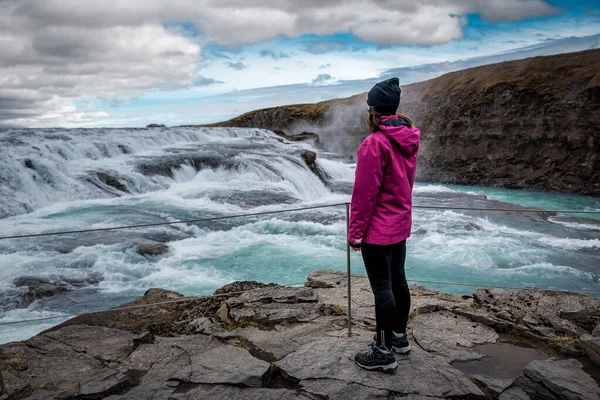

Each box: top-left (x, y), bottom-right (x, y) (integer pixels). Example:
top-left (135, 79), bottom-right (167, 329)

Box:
top-left (0, 126), bottom-right (599, 344)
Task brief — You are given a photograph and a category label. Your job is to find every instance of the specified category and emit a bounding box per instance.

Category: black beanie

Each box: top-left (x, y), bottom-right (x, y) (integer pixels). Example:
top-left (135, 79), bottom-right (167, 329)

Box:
top-left (367, 77), bottom-right (401, 115)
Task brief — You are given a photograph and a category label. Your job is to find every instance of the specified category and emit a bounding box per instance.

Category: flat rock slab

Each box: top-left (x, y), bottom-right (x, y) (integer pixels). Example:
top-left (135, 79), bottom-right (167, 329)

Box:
top-left (124, 335), bottom-right (271, 389)
top-left (42, 324), bottom-right (137, 362)
top-left (580, 334), bottom-right (600, 366)
top-left (170, 385), bottom-right (311, 400)
top-left (0, 342), bottom-right (130, 399)
top-left (499, 387), bottom-right (531, 400)
top-left (233, 317), bottom-right (344, 361)
top-left (515, 357), bottom-right (600, 399)
top-left (300, 378), bottom-right (389, 399)
top-left (472, 375), bottom-right (514, 396)
top-left (411, 311), bottom-right (498, 362)
top-left (275, 336), bottom-right (485, 398)
top-left (227, 286), bottom-right (318, 306)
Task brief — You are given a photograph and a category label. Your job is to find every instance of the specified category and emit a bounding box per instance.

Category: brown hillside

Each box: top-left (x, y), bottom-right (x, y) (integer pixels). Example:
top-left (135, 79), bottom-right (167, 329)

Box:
top-left (208, 49), bottom-right (600, 195)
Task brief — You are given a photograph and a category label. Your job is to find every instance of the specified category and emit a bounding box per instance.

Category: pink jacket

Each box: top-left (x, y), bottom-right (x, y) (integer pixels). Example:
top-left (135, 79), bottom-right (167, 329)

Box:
top-left (348, 115), bottom-right (421, 246)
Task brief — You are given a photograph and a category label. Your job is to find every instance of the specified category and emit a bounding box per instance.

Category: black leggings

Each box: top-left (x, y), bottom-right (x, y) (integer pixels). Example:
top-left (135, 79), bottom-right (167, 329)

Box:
top-left (361, 240), bottom-right (411, 350)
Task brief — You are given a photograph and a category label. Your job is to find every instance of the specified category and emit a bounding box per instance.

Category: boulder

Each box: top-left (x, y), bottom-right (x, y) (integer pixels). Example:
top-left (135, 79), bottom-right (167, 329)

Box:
top-left (95, 171), bottom-right (129, 193)
top-left (136, 243), bottom-right (170, 257)
top-left (300, 150), bottom-right (329, 183)
top-left (515, 358), bottom-right (600, 399)
top-left (3, 275), bottom-right (103, 310)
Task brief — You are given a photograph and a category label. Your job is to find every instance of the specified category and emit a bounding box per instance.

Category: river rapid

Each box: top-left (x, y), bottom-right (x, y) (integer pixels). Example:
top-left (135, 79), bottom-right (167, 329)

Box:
top-left (0, 127), bottom-right (599, 344)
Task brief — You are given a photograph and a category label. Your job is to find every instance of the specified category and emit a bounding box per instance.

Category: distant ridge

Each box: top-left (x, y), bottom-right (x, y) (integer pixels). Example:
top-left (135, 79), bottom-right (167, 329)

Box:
top-left (208, 49), bottom-right (600, 196)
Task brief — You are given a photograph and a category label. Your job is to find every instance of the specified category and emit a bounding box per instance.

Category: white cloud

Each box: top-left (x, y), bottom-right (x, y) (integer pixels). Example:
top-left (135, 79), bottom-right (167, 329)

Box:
top-left (0, 0), bottom-right (561, 126)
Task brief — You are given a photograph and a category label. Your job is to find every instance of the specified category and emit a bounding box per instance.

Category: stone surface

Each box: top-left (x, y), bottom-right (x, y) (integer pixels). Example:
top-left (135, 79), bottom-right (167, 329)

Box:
top-left (499, 387), bottom-right (531, 400)
top-left (170, 385), bottom-right (311, 400)
top-left (5, 270), bottom-right (600, 399)
top-left (579, 334), bottom-right (600, 366)
top-left (515, 358), bottom-right (600, 399)
top-left (217, 302), bottom-right (230, 322)
top-left (126, 335), bottom-right (271, 387)
top-left (472, 375), bottom-right (514, 396)
top-left (411, 311), bottom-right (497, 362)
top-left (594, 324), bottom-right (600, 337)
top-left (0, 342), bottom-right (130, 399)
top-left (275, 337), bottom-right (485, 398)
top-left (232, 316), bottom-right (345, 361)
top-left (300, 379), bottom-right (389, 399)
top-left (43, 324), bottom-right (136, 362)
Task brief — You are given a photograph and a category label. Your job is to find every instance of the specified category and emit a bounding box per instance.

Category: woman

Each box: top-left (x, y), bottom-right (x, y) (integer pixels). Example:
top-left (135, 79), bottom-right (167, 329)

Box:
top-left (348, 77), bottom-right (420, 372)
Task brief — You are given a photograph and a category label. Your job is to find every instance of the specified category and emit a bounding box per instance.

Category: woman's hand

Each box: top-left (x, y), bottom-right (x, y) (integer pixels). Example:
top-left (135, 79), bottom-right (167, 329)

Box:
top-left (349, 241), bottom-right (362, 252)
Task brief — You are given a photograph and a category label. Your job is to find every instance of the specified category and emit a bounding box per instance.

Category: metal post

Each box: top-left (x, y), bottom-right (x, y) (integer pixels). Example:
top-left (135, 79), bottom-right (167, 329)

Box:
top-left (345, 203), bottom-right (352, 337)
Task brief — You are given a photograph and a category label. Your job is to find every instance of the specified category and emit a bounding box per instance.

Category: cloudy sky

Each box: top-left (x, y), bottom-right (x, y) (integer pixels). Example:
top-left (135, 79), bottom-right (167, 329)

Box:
top-left (0, 0), bottom-right (599, 128)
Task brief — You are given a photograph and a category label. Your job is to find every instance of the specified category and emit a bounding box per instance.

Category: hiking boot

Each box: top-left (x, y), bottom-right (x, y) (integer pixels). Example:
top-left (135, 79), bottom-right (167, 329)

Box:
top-left (372, 332), bottom-right (412, 354)
top-left (354, 345), bottom-right (398, 372)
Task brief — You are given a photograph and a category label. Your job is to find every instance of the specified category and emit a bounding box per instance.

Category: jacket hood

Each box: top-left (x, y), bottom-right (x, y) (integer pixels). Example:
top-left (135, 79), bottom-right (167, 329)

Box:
top-left (378, 115), bottom-right (420, 157)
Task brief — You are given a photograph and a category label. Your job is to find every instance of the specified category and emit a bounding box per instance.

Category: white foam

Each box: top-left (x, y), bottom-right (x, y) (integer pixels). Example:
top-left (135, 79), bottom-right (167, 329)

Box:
top-left (537, 237), bottom-right (600, 250)
top-left (548, 217), bottom-right (600, 232)
top-left (413, 185), bottom-right (456, 194)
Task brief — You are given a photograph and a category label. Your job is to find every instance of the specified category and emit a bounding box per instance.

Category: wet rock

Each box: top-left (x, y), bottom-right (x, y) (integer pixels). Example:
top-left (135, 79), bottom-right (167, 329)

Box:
top-left (275, 337), bottom-right (485, 398)
top-left (515, 358), bottom-right (600, 399)
top-left (13, 276), bottom-right (68, 300)
top-left (300, 150), bottom-right (328, 183)
top-left (326, 181), bottom-right (354, 194)
top-left (3, 275), bottom-right (103, 310)
top-left (136, 153), bottom-right (238, 178)
top-left (594, 325), bottom-right (600, 337)
top-left (411, 311), bottom-right (497, 363)
top-left (499, 387), bottom-right (531, 400)
top-left (95, 171), bottom-right (129, 193)
top-left (273, 130), bottom-right (320, 143)
top-left (146, 124), bottom-right (166, 128)
top-left (471, 375), bottom-right (514, 396)
top-left (23, 159), bottom-right (34, 169)
top-left (136, 243), bottom-right (170, 256)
